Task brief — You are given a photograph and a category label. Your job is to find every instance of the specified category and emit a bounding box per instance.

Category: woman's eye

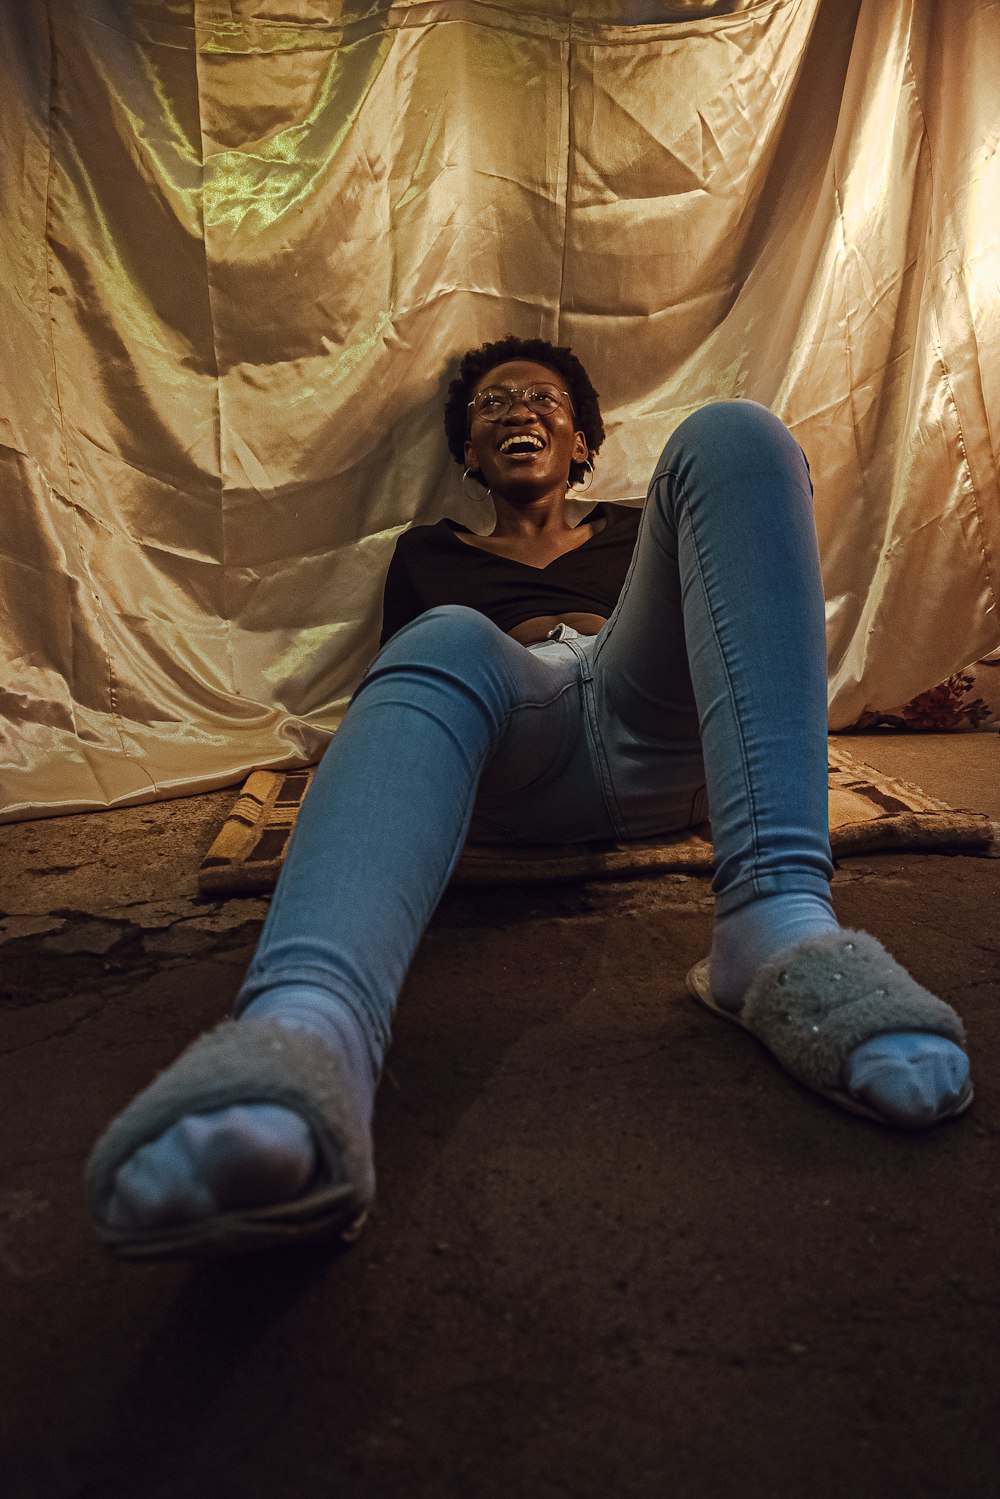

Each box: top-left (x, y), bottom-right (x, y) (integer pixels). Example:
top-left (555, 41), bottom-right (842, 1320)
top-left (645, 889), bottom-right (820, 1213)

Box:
top-left (530, 390), bottom-right (558, 409)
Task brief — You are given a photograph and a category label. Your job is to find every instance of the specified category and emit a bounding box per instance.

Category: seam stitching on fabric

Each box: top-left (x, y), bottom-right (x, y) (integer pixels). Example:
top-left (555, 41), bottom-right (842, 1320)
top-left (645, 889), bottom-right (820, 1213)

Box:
top-left (665, 465), bottom-right (761, 895)
top-left (576, 651), bottom-right (630, 841)
top-left (488, 652), bottom-right (627, 841)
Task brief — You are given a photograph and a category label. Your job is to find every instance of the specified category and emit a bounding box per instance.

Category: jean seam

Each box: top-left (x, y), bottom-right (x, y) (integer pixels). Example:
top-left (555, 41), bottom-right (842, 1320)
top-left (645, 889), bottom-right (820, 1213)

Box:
top-left (661, 464), bottom-right (763, 900)
top-left (563, 635), bottom-right (630, 841)
top-left (480, 674), bottom-right (585, 798)
top-left (472, 646), bottom-right (604, 839)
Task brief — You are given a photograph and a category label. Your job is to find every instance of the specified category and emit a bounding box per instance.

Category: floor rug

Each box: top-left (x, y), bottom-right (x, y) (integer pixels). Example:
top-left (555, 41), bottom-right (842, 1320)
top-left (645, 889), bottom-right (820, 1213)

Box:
top-left (198, 744), bottom-right (996, 897)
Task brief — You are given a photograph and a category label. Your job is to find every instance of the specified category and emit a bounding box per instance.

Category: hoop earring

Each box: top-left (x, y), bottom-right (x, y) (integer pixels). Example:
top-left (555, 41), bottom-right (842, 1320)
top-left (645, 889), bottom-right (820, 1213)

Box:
top-left (572, 458), bottom-right (595, 493)
top-left (462, 468), bottom-right (492, 503)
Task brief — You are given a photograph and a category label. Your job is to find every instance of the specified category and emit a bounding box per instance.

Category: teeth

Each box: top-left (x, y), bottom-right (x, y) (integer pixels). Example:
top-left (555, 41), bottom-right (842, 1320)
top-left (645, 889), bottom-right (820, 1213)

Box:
top-left (499, 434), bottom-right (544, 454)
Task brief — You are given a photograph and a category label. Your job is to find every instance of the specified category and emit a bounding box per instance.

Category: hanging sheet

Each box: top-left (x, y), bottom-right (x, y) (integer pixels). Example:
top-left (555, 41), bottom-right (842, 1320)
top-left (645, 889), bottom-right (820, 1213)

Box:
top-left (1, 0), bottom-right (997, 821)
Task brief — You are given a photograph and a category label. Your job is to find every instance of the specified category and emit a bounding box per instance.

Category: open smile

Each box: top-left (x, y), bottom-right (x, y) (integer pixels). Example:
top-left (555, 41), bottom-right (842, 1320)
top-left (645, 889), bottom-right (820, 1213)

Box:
top-left (496, 432), bottom-right (547, 458)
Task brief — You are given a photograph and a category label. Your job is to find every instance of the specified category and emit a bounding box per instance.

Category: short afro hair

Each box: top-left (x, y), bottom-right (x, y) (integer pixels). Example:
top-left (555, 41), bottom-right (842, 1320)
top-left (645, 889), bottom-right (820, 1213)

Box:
top-left (443, 335), bottom-right (605, 488)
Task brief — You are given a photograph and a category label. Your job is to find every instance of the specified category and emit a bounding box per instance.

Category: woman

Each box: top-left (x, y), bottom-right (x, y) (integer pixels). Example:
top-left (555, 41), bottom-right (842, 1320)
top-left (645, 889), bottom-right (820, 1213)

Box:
top-left (86, 336), bottom-right (973, 1259)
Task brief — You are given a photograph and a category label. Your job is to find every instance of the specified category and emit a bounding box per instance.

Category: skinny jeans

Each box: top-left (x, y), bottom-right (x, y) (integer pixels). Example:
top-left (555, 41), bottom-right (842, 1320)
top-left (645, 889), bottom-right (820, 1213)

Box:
top-left (235, 402), bottom-right (834, 1067)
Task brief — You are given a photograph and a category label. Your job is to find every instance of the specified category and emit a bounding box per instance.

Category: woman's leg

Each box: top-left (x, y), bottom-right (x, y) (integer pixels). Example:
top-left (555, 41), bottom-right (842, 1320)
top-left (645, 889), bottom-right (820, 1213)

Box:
top-left (592, 401), bottom-right (970, 1125)
top-left (594, 400), bottom-right (835, 930)
top-left (90, 605), bottom-right (589, 1243)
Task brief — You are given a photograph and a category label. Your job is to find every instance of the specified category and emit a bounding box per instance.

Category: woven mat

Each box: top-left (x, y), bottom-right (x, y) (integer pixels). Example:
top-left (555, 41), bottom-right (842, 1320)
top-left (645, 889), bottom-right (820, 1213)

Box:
top-left (198, 744), bottom-right (996, 897)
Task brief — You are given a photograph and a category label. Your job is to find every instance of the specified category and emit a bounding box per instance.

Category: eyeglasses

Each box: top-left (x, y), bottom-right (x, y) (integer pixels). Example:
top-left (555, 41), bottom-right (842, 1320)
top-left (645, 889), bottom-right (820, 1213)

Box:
top-left (467, 383), bottom-right (574, 423)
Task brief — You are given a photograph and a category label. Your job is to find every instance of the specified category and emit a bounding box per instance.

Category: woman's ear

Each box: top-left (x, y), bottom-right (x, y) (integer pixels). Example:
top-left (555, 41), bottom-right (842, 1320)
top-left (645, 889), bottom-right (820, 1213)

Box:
top-left (573, 432), bottom-right (589, 463)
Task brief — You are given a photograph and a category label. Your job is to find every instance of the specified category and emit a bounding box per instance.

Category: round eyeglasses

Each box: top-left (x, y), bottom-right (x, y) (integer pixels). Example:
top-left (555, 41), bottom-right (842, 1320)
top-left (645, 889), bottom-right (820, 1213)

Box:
top-left (468, 383), bottom-right (574, 423)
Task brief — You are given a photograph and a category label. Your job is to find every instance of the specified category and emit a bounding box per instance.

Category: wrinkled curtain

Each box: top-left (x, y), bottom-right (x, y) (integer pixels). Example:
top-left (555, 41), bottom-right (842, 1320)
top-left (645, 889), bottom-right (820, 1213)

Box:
top-left (1, 0), bottom-right (997, 821)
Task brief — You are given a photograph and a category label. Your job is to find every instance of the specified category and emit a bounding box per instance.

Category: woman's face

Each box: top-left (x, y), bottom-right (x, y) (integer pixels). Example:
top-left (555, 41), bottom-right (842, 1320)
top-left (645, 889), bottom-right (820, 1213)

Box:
top-left (463, 359), bottom-right (589, 501)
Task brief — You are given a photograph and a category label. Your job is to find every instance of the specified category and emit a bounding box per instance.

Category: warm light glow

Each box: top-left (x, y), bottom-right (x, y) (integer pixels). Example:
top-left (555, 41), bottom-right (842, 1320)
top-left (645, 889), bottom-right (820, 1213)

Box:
top-left (965, 134), bottom-right (1000, 332)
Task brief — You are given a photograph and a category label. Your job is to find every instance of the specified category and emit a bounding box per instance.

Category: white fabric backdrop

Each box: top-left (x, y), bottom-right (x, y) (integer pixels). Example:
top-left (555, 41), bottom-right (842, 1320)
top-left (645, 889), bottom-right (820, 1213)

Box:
top-left (1, 0), bottom-right (997, 820)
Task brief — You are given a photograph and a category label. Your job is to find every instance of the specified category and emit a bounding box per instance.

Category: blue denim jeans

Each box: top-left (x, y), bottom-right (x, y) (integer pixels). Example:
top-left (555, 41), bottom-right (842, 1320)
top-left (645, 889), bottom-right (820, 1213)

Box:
top-left (235, 402), bottom-right (834, 1065)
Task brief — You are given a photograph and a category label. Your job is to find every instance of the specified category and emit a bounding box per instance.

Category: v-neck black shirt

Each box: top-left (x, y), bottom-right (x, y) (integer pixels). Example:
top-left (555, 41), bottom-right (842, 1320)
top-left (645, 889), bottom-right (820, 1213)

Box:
top-left (379, 503), bottom-right (644, 646)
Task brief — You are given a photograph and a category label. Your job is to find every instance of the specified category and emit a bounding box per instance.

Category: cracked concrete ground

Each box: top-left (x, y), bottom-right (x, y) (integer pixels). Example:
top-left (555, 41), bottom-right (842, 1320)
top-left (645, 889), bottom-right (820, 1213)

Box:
top-left (1, 734), bottom-right (998, 1499)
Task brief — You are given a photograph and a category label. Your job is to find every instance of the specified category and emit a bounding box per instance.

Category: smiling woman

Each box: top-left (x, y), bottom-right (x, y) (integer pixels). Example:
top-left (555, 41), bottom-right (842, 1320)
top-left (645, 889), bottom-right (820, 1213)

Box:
top-left (86, 335), bottom-right (975, 1262)
top-left (379, 341), bottom-right (640, 648)
top-left (465, 363), bottom-right (588, 505)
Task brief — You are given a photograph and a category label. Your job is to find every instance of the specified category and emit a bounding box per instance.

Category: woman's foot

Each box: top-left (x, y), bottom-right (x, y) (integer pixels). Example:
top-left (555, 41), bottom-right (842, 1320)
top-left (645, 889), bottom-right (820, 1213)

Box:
top-left (842, 1031), bottom-right (970, 1127)
top-left (708, 896), bottom-right (971, 1127)
top-left (104, 1104), bottom-right (319, 1231)
top-left (88, 991), bottom-right (378, 1255)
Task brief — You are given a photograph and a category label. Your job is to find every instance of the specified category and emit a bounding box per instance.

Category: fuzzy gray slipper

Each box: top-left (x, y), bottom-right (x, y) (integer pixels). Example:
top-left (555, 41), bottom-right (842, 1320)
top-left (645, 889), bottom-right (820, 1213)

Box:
top-left (686, 928), bottom-right (972, 1127)
top-left (85, 1019), bottom-right (375, 1259)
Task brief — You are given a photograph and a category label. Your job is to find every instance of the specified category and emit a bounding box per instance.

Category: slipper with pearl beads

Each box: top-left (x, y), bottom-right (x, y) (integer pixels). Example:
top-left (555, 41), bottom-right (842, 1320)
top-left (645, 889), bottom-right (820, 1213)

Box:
top-left (686, 929), bottom-right (972, 1127)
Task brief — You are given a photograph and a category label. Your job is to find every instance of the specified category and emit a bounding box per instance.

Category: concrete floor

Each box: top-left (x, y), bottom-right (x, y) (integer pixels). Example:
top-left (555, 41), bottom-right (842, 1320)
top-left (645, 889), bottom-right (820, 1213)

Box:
top-left (1, 733), bottom-right (998, 1499)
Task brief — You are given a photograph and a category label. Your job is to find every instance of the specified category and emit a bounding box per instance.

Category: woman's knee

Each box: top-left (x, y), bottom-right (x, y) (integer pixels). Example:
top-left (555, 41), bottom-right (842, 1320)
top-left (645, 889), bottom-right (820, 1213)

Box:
top-left (378, 604), bottom-right (506, 667)
top-left (657, 400), bottom-right (806, 478)
top-left (649, 401), bottom-right (811, 526)
top-left (359, 605), bottom-right (519, 715)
